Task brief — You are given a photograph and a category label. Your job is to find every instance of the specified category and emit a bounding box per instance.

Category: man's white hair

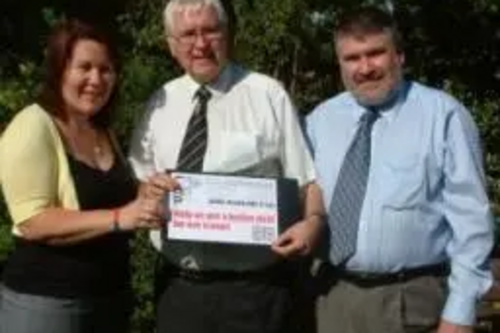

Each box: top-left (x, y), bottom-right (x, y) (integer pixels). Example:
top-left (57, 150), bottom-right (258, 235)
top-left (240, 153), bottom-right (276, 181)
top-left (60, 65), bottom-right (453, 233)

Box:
top-left (163, 0), bottom-right (228, 35)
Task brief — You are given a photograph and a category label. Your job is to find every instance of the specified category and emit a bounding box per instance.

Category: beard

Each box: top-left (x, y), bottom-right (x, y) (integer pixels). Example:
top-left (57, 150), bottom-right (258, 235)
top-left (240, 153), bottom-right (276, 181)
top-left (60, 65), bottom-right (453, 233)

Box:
top-left (351, 77), bottom-right (402, 107)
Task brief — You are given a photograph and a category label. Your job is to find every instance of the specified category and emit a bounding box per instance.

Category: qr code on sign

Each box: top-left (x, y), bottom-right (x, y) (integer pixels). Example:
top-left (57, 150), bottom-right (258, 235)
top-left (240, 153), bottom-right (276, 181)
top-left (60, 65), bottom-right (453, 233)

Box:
top-left (251, 226), bottom-right (275, 243)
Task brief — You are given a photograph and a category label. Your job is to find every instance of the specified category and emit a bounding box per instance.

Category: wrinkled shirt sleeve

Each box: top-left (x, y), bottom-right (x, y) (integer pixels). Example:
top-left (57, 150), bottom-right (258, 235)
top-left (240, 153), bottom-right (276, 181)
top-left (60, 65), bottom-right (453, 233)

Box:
top-left (441, 103), bottom-right (494, 325)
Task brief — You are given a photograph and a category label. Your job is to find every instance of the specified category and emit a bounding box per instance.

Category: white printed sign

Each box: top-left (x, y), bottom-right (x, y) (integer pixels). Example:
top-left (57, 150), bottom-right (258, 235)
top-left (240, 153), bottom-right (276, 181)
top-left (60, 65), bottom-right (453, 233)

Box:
top-left (165, 172), bottom-right (278, 245)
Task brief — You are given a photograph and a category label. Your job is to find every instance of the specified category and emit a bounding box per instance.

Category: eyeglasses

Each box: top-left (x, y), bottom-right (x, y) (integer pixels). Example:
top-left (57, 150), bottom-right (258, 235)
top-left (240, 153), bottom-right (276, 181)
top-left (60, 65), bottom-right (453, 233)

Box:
top-left (169, 27), bottom-right (224, 46)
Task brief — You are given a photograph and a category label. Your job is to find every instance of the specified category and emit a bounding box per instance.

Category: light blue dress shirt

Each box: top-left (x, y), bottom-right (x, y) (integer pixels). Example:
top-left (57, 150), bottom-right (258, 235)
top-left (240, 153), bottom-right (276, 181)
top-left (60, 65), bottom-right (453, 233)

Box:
top-left (306, 81), bottom-right (493, 325)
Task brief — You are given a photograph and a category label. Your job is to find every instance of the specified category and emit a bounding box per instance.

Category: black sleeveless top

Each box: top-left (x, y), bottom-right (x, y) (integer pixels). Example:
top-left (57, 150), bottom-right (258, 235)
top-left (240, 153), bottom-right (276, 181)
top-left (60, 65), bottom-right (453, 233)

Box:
top-left (3, 153), bottom-right (137, 298)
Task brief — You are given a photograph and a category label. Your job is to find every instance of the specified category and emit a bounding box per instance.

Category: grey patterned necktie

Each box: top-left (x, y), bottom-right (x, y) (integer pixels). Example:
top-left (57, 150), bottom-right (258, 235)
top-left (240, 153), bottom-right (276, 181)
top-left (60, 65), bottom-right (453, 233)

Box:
top-left (329, 108), bottom-right (379, 265)
top-left (177, 86), bottom-right (212, 172)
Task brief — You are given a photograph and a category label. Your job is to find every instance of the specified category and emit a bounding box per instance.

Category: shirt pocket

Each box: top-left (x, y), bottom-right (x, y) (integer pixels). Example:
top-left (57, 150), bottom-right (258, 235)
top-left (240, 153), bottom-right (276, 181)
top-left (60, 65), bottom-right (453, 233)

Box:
top-left (205, 131), bottom-right (262, 173)
top-left (381, 153), bottom-right (426, 209)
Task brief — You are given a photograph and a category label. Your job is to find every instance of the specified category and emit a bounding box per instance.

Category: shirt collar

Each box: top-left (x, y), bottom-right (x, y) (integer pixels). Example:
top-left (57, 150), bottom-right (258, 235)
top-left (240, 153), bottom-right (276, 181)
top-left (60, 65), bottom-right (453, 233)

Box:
top-left (350, 80), bottom-right (410, 122)
top-left (184, 62), bottom-right (236, 100)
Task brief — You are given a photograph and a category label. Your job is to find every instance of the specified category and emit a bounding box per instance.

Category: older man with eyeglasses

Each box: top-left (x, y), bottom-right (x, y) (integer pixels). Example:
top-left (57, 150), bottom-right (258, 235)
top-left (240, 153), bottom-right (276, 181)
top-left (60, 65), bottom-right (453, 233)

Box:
top-left (128, 1), bottom-right (324, 333)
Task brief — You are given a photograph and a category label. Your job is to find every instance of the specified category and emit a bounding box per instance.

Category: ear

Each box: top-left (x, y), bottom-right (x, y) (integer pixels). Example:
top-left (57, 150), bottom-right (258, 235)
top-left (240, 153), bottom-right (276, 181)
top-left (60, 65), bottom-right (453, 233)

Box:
top-left (398, 52), bottom-right (405, 66)
top-left (166, 38), bottom-right (177, 58)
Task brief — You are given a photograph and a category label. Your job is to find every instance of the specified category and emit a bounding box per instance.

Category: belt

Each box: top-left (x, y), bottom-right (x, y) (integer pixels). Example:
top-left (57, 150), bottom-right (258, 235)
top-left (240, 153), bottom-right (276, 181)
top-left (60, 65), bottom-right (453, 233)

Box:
top-left (335, 262), bottom-right (449, 287)
top-left (168, 263), bottom-right (286, 283)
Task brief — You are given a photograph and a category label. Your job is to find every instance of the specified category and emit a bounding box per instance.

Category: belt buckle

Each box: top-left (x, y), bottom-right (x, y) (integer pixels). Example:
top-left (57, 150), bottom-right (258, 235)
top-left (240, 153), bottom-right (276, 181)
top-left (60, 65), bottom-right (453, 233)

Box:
top-left (358, 272), bottom-right (374, 280)
top-left (179, 268), bottom-right (204, 281)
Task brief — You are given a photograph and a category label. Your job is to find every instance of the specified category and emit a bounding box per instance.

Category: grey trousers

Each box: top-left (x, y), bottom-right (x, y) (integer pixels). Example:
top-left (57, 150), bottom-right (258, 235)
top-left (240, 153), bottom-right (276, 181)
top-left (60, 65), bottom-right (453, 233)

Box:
top-left (0, 286), bottom-right (131, 333)
top-left (316, 269), bottom-right (446, 333)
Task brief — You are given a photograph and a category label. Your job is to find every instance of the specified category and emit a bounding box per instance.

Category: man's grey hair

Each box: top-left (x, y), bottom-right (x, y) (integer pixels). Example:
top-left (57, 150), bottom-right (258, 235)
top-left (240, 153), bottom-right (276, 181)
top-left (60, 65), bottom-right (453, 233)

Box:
top-left (163, 0), bottom-right (228, 36)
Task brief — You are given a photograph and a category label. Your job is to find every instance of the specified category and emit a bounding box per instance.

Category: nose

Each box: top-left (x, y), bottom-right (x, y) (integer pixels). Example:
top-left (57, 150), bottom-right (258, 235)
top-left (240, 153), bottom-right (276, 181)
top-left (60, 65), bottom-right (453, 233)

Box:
top-left (88, 68), bottom-right (103, 85)
top-left (193, 33), bottom-right (210, 49)
top-left (358, 57), bottom-right (375, 76)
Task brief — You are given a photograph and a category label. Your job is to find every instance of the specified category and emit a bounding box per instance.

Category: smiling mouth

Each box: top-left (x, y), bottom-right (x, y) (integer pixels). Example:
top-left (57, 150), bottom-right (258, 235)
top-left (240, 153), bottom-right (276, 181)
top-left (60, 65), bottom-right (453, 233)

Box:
top-left (362, 75), bottom-right (388, 86)
top-left (81, 92), bottom-right (105, 102)
top-left (193, 57), bottom-right (216, 63)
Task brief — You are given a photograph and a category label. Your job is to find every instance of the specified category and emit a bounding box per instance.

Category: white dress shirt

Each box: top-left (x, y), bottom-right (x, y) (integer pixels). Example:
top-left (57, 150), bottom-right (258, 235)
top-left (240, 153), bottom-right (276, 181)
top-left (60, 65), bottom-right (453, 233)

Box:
top-left (129, 62), bottom-right (315, 250)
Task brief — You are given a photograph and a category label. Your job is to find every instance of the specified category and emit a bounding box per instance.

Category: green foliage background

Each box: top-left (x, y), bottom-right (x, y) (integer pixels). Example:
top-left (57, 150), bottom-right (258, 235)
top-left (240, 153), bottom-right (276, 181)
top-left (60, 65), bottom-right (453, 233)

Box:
top-left (1, 0), bottom-right (499, 331)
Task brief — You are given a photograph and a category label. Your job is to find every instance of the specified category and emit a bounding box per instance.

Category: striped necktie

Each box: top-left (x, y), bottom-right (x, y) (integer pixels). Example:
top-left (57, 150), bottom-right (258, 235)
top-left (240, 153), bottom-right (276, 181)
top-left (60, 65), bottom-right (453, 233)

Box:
top-left (328, 108), bottom-right (379, 265)
top-left (177, 86), bottom-right (212, 172)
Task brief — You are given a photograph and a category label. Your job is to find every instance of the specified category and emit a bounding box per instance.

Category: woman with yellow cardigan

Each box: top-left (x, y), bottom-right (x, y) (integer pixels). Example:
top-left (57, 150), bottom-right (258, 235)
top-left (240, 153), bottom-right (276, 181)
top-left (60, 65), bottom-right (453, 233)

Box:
top-left (0, 19), bottom-right (163, 333)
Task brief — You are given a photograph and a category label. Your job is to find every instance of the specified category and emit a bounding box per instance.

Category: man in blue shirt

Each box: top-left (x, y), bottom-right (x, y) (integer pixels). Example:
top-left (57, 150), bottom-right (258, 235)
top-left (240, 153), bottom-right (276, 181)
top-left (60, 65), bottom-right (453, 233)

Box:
top-left (306, 6), bottom-right (494, 333)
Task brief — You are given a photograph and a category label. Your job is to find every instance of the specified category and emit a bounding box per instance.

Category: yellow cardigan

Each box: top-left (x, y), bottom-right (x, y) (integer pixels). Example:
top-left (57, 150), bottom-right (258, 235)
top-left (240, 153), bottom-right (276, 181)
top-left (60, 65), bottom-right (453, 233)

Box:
top-left (0, 104), bottom-right (79, 235)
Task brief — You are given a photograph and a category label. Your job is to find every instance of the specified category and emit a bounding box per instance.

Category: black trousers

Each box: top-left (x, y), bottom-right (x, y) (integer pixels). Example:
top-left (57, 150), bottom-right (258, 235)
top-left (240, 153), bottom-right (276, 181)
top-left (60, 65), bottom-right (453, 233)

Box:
top-left (155, 262), bottom-right (313, 333)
